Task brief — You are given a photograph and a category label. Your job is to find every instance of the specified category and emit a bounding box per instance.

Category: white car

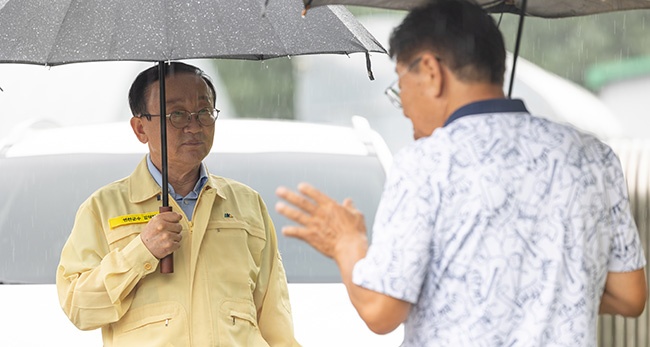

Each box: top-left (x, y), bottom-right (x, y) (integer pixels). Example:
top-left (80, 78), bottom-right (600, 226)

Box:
top-left (0, 117), bottom-right (403, 346)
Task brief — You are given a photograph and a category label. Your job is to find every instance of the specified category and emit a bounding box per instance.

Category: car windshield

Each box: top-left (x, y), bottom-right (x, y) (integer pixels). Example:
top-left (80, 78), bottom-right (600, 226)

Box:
top-left (0, 151), bottom-right (385, 284)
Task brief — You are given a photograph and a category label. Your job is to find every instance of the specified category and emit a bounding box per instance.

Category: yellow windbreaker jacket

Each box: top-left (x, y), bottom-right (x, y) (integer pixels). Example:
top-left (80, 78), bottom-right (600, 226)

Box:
top-left (56, 157), bottom-right (299, 346)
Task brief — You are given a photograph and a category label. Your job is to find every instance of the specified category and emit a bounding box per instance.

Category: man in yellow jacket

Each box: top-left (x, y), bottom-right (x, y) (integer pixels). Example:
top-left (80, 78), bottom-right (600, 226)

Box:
top-left (56, 62), bottom-right (299, 346)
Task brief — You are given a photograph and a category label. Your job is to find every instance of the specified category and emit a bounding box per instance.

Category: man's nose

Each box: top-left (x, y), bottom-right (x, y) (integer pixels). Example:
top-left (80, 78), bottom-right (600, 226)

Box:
top-left (184, 114), bottom-right (203, 132)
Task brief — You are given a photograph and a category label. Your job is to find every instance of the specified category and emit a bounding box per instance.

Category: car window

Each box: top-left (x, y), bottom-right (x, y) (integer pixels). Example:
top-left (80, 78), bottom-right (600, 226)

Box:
top-left (0, 151), bottom-right (385, 284)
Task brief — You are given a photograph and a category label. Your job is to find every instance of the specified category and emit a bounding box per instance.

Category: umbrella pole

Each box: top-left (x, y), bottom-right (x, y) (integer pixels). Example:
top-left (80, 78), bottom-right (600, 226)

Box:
top-left (158, 61), bottom-right (174, 274)
top-left (507, 0), bottom-right (527, 98)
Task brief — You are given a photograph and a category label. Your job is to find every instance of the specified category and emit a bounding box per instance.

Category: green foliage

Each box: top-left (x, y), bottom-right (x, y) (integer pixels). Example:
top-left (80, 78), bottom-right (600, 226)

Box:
top-left (585, 55), bottom-right (650, 90)
top-left (496, 10), bottom-right (650, 89)
top-left (347, 5), bottom-right (396, 16)
top-left (213, 58), bottom-right (294, 119)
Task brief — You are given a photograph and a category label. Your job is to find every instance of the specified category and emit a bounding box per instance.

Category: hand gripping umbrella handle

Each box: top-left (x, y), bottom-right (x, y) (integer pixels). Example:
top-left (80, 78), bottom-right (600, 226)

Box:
top-left (159, 206), bottom-right (174, 274)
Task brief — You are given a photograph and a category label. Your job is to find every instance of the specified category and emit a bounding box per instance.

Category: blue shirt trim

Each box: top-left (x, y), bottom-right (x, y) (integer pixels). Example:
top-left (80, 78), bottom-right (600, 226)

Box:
top-left (444, 98), bottom-right (528, 127)
top-left (146, 155), bottom-right (208, 221)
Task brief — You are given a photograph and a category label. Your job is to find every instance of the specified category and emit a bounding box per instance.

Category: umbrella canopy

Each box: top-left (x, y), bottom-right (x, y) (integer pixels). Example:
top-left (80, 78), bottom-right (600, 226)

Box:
top-left (0, 0), bottom-right (385, 65)
top-left (0, 0), bottom-right (386, 273)
top-left (299, 0), bottom-right (650, 18)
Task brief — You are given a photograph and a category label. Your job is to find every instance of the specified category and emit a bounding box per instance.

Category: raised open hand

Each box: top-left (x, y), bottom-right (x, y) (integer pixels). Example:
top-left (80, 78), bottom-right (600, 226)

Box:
top-left (275, 183), bottom-right (367, 260)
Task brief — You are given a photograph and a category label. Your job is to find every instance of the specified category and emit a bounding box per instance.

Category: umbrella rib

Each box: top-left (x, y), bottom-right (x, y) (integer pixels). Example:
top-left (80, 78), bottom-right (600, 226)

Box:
top-left (261, 4), bottom-right (294, 58)
top-left (327, 5), bottom-right (385, 54)
top-left (262, 4), bottom-right (385, 59)
top-left (45, 0), bottom-right (76, 65)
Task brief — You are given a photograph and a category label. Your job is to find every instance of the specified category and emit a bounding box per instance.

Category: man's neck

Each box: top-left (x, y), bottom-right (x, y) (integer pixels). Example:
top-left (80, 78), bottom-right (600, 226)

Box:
top-left (444, 82), bottom-right (505, 121)
top-left (167, 164), bottom-right (201, 197)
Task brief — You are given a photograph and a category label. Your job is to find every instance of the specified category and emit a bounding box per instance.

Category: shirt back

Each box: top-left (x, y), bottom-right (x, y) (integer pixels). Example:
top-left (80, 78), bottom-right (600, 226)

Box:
top-left (354, 111), bottom-right (646, 346)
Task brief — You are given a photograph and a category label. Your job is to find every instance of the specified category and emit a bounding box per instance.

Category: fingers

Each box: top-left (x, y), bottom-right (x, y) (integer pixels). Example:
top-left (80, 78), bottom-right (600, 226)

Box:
top-left (158, 211), bottom-right (183, 223)
top-left (276, 184), bottom-right (363, 260)
top-left (276, 186), bottom-right (318, 214)
top-left (276, 186), bottom-right (320, 239)
top-left (280, 225), bottom-right (307, 239)
top-left (165, 230), bottom-right (183, 243)
top-left (276, 184), bottom-right (344, 227)
top-left (275, 201), bottom-right (311, 226)
top-left (157, 211), bottom-right (183, 234)
top-left (297, 183), bottom-right (335, 205)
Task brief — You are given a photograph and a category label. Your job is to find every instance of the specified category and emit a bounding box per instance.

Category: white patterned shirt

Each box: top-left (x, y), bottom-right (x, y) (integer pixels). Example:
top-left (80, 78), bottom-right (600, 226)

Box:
top-left (352, 99), bottom-right (646, 347)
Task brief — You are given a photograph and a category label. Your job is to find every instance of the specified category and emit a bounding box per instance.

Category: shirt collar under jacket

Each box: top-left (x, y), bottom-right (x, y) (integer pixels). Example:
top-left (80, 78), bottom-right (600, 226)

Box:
top-left (128, 156), bottom-right (226, 204)
top-left (444, 98), bottom-right (528, 127)
top-left (146, 154), bottom-right (209, 200)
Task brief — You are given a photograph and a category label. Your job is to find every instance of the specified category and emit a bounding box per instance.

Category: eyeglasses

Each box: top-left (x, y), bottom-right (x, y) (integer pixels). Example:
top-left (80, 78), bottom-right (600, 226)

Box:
top-left (384, 57), bottom-right (423, 109)
top-left (140, 107), bottom-right (220, 129)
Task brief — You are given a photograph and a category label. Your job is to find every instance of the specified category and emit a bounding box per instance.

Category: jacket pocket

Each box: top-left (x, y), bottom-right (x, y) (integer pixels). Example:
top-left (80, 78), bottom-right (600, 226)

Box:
top-left (207, 220), bottom-right (267, 266)
top-left (106, 224), bottom-right (142, 251)
top-left (112, 301), bottom-right (189, 346)
top-left (218, 299), bottom-right (269, 347)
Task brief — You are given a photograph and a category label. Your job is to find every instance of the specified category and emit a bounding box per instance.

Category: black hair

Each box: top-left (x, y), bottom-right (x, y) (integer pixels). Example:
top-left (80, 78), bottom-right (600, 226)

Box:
top-left (128, 62), bottom-right (217, 116)
top-left (389, 0), bottom-right (506, 85)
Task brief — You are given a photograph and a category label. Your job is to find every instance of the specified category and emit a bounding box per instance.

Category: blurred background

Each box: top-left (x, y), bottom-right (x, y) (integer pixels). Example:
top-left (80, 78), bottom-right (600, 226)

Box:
top-left (2, 7), bottom-right (650, 148)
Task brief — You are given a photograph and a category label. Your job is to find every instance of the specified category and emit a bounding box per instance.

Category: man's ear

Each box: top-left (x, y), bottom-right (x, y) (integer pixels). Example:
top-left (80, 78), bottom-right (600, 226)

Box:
top-left (421, 53), bottom-right (445, 97)
top-left (130, 117), bottom-right (149, 144)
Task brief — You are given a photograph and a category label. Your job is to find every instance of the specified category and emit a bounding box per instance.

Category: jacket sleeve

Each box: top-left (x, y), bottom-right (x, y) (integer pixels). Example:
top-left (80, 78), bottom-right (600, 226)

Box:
top-left (253, 195), bottom-right (301, 346)
top-left (56, 199), bottom-right (159, 331)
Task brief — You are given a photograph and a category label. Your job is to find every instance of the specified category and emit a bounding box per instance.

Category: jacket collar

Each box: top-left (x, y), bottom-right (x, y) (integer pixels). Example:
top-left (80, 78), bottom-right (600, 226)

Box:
top-left (129, 156), bottom-right (226, 203)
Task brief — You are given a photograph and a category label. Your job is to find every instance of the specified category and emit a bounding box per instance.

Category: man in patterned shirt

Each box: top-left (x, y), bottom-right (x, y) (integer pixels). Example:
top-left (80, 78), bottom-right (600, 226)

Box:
top-left (276, 0), bottom-right (647, 345)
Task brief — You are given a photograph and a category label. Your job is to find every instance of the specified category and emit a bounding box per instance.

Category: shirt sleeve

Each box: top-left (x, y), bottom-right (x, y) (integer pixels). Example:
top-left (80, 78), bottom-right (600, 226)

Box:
top-left (252, 194), bottom-right (301, 346)
top-left (56, 199), bottom-right (159, 331)
top-left (605, 152), bottom-right (646, 272)
top-left (353, 145), bottom-right (440, 304)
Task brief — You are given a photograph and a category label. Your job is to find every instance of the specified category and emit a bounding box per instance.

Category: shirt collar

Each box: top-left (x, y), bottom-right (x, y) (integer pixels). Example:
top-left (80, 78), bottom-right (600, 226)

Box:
top-left (444, 98), bottom-right (528, 127)
top-left (146, 154), bottom-right (209, 199)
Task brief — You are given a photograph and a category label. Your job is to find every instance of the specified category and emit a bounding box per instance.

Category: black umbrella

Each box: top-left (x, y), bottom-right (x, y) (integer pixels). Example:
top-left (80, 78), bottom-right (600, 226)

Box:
top-left (0, 0), bottom-right (386, 273)
top-left (0, 0), bottom-right (386, 64)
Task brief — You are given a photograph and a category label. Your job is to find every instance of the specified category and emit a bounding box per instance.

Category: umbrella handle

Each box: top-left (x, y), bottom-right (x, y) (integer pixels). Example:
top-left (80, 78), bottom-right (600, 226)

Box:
top-left (159, 206), bottom-right (174, 274)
